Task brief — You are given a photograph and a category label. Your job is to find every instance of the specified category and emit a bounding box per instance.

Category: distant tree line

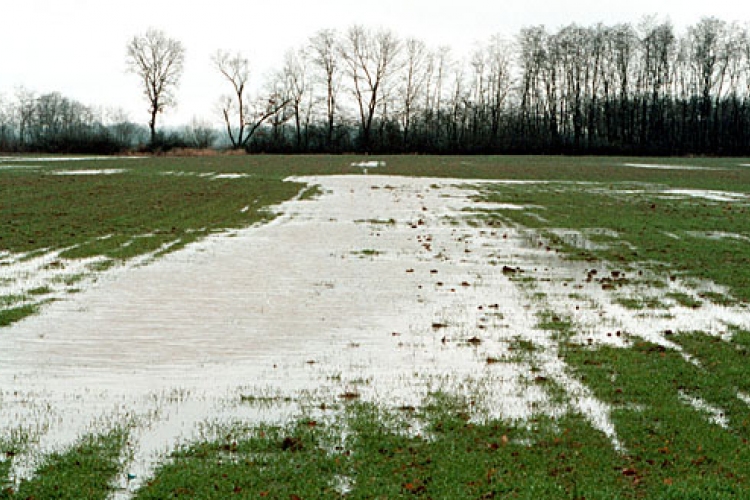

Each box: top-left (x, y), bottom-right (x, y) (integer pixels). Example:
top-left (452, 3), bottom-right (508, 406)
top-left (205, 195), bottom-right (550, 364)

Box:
top-left (247, 17), bottom-right (750, 155)
top-left (0, 89), bottom-right (217, 154)
top-left (0, 90), bottom-right (143, 154)
top-left (4, 17), bottom-right (750, 155)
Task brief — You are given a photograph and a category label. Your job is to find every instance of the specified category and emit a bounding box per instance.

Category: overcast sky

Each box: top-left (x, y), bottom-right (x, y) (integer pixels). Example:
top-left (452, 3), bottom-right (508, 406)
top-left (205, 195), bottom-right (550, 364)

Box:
top-left (3, 0), bottom-right (750, 128)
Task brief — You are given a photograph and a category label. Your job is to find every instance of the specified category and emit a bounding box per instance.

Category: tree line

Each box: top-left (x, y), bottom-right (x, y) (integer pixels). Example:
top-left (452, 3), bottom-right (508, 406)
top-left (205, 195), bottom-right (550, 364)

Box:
top-left (4, 16), bottom-right (750, 155)
top-left (0, 89), bottom-right (220, 154)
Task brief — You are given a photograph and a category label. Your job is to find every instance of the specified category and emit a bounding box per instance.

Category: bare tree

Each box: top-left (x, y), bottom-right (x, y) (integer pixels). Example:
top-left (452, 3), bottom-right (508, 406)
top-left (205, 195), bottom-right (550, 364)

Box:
top-left (309, 29), bottom-right (341, 148)
top-left (213, 50), bottom-right (251, 149)
top-left (0, 94), bottom-right (15, 149)
top-left (69, 19), bottom-right (750, 156)
top-left (263, 72), bottom-right (295, 148)
top-left (213, 50), bottom-right (290, 151)
top-left (126, 28), bottom-right (185, 146)
top-left (485, 35), bottom-right (513, 142)
top-left (15, 87), bottom-right (36, 148)
top-left (104, 107), bottom-right (143, 149)
top-left (517, 26), bottom-right (549, 142)
top-left (554, 25), bottom-right (590, 147)
top-left (719, 22), bottom-right (746, 98)
top-left (187, 117), bottom-right (217, 149)
top-left (281, 47), bottom-right (311, 149)
top-left (399, 38), bottom-right (429, 147)
top-left (340, 25), bottom-right (402, 150)
top-left (424, 45), bottom-right (452, 146)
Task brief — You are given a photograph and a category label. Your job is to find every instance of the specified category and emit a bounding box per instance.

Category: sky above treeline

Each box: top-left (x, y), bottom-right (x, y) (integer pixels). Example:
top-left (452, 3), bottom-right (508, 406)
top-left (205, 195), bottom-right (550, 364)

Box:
top-left (3, 0), bottom-right (750, 128)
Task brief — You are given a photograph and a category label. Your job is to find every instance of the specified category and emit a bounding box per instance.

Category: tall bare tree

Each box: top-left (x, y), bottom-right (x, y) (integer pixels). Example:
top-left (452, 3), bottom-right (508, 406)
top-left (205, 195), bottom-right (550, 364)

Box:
top-left (213, 50), bottom-right (251, 149)
top-left (187, 117), bottom-right (217, 149)
top-left (0, 94), bottom-right (14, 149)
top-left (309, 29), bottom-right (341, 148)
top-left (340, 25), bottom-right (401, 150)
top-left (213, 50), bottom-right (290, 150)
top-left (399, 38), bottom-right (429, 147)
top-left (517, 26), bottom-right (548, 142)
top-left (14, 87), bottom-right (36, 148)
top-left (485, 35), bottom-right (513, 142)
top-left (281, 48), bottom-right (311, 149)
top-left (126, 28), bottom-right (185, 146)
top-left (424, 46), bottom-right (452, 146)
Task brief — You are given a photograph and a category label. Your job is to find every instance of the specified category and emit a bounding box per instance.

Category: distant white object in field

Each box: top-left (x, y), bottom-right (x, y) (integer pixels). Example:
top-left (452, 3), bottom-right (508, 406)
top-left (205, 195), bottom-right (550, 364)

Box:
top-left (351, 160), bottom-right (385, 175)
top-left (350, 161), bottom-right (386, 168)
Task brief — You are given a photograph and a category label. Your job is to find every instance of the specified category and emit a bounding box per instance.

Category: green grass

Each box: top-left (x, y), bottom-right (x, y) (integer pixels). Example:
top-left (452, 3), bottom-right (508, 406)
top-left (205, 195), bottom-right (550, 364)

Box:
top-left (27, 286), bottom-right (51, 296)
top-left (0, 156), bottom-right (316, 325)
top-left (0, 295), bottom-right (24, 308)
top-left (134, 419), bottom-right (342, 499)
top-left (354, 218), bottom-right (397, 225)
top-left (665, 292), bottom-right (703, 309)
top-left (0, 304), bottom-right (38, 327)
top-left (1, 161), bottom-right (304, 258)
top-left (4, 154), bottom-right (749, 258)
top-left (5, 430), bottom-right (125, 500)
top-left (298, 184), bottom-right (324, 201)
top-left (565, 340), bottom-right (750, 498)
top-left (135, 399), bottom-right (632, 499)
top-left (4, 154), bottom-right (750, 497)
top-left (614, 295), bottom-right (669, 311)
top-left (474, 177), bottom-right (750, 302)
top-left (0, 457), bottom-right (11, 498)
top-left (135, 389), bottom-right (750, 498)
top-left (536, 310), bottom-right (574, 337)
top-left (673, 329), bottom-right (750, 400)
top-left (351, 249), bottom-right (383, 257)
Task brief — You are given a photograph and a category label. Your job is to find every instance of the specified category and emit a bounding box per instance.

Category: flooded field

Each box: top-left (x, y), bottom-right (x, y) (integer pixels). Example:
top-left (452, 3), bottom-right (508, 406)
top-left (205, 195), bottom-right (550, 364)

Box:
top-left (2, 164), bottom-right (750, 497)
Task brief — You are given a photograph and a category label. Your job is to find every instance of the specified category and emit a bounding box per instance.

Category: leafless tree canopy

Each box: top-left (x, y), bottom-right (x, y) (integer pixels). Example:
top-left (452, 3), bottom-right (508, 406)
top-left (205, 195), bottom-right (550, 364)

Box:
top-left (5, 17), bottom-right (750, 155)
top-left (213, 50), bottom-right (290, 150)
top-left (309, 29), bottom-right (341, 148)
top-left (126, 28), bottom-right (185, 146)
top-left (213, 50), bottom-right (250, 149)
top-left (339, 26), bottom-right (402, 150)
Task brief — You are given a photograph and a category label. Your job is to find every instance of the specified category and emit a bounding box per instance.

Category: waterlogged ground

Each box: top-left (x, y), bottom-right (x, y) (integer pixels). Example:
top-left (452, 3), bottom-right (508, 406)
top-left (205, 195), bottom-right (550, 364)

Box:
top-left (2, 168), bottom-right (750, 497)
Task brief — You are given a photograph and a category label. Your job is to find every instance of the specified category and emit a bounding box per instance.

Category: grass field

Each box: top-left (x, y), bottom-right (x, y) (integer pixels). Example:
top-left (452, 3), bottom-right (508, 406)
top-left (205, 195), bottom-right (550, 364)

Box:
top-left (1, 154), bottom-right (750, 498)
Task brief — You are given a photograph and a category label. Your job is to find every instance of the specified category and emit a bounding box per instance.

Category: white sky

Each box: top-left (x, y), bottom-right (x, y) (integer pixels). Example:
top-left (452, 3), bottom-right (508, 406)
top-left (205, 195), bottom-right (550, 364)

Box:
top-left (2, 0), bottom-right (749, 128)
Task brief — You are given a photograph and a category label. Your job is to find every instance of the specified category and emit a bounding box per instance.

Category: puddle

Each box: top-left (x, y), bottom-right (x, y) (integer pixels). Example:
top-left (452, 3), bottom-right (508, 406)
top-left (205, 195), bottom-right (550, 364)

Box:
top-left (0, 164), bottom-right (45, 170)
top-left (621, 163), bottom-right (718, 171)
top-left (662, 189), bottom-right (747, 202)
top-left (547, 229), bottom-right (615, 251)
top-left (686, 231), bottom-right (750, 242)
top-left (0, 156), bottom-right (144, 172)
top-left (50, 169), bottom-right (127, 176)
top-left (1, 175), bottom-right (749, 496)
top-left (678, 391), bottom-right (730, 429)
top-left (0, 156), bottom-right (143, 162)
top-left (469, 202), bottom-right (533, 211)
top-left (0, 238), bottom-right (183, 315)
top-left (211, 173), bottom-right (252, 180)
top-left (159, 171), bottom-right (254, 181)
top-left (0, 248), bottom-right (109, 303)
